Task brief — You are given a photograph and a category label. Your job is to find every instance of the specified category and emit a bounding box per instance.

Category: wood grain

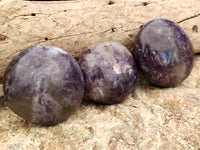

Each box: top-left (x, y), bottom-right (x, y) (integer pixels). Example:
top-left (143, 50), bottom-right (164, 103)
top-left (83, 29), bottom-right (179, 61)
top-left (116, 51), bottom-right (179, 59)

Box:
top-left (0, 0), bottom-right (200, 81)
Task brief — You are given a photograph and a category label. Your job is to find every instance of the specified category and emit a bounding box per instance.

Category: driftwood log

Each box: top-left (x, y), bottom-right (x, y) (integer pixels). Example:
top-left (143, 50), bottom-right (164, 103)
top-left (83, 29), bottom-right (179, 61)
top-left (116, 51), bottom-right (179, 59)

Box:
top-left (0, 0), bottom-right (200, 149)
top-left (0, 0), bottom-right (200, 81)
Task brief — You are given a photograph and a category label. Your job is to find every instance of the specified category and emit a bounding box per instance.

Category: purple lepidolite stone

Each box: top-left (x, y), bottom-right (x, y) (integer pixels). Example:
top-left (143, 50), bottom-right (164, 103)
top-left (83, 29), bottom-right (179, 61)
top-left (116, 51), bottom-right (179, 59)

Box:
top-left (3, 46), bottom-right (84, 126)
top-left (79, 41), bottom-right (137, 104)
top-left (134, 19), bottom-right (194, 87)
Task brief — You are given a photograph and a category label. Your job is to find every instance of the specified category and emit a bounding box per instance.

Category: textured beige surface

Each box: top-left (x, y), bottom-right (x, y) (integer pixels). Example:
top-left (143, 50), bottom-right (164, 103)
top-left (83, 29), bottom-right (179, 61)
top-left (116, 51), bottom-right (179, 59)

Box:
top-left (0, 55), bottom-right (200, 150)
top-left (1, 0), bottom-right (200, 149)
top-left (0, 0), bottom-right (200, 81)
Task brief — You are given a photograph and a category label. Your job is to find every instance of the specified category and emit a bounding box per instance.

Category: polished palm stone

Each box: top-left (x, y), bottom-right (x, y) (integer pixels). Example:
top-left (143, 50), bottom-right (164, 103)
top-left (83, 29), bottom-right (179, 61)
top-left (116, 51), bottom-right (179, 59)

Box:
top-left (3, 46), bottom-right (84, 126)
top-left (79, 41), bottom-right (137, 104)
top-left (134, 19), bottom-right (194, 87)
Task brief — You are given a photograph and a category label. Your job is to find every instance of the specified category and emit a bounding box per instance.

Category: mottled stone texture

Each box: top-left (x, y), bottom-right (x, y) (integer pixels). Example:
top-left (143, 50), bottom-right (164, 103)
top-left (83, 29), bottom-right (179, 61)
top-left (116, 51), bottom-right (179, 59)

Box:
top-left (79, 41), bottom-right (137, 104)
top-left (3, 46), bottom-right (84, 126)
top-left (1, 55), bottom-right (200, 149)
top-left (134, 19), bottom-right (194, 87)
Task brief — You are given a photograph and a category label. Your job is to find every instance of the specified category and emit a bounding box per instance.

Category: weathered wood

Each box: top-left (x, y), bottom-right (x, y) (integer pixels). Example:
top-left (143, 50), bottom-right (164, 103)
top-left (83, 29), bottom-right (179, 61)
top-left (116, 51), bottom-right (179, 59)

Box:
top-left (0, 1), bottom-right (200, 149)
top-left (0, 0), bottom-right (200, 81)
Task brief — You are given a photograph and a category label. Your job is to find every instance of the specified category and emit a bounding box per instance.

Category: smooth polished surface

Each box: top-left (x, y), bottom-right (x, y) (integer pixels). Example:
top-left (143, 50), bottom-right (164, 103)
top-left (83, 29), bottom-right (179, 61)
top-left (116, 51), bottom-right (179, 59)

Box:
top-left (79, 41), bottom-right (137, 104)
top-left (3, 46), bottom-right (84, 126)
top-left (134, 19), bottom-right (194, 87)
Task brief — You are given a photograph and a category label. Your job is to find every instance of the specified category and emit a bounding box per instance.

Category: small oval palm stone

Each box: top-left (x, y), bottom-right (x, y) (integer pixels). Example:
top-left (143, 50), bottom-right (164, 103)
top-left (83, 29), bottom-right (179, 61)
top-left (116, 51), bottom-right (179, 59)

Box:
top-left (3, 46), bottom-right (84, 126)
top-left (134, 19), bottom-right (194, 87)
top-left (79, 41), bottom-right (137, 104)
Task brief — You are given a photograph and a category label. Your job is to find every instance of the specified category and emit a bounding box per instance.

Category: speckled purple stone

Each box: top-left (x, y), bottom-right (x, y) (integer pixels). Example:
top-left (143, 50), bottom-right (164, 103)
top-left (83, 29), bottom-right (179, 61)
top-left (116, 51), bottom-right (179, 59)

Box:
top-left (79, 41), bottom-right (137, 104)
top-left (3, 46), bottom-right (84, 126)
top-left (134, 19), bottom-right (194, 87)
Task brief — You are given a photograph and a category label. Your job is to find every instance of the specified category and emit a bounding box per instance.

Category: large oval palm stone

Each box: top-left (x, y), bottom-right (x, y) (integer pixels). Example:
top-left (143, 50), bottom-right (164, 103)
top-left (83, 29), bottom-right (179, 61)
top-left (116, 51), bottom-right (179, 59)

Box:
top-left (3, 46), bottom-right (84, 126)
top-left (134, 19), bottom-right (194, 87)
top-left (79, 41), bottom-right (137, 104)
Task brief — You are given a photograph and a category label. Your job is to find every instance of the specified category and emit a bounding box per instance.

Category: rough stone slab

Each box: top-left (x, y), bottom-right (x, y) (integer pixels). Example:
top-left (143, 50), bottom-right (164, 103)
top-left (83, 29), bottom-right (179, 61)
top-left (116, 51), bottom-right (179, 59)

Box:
top-left (0, 0), bottom-right (200, 80)
top-left (0, 55), bottom-right (200, 150)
